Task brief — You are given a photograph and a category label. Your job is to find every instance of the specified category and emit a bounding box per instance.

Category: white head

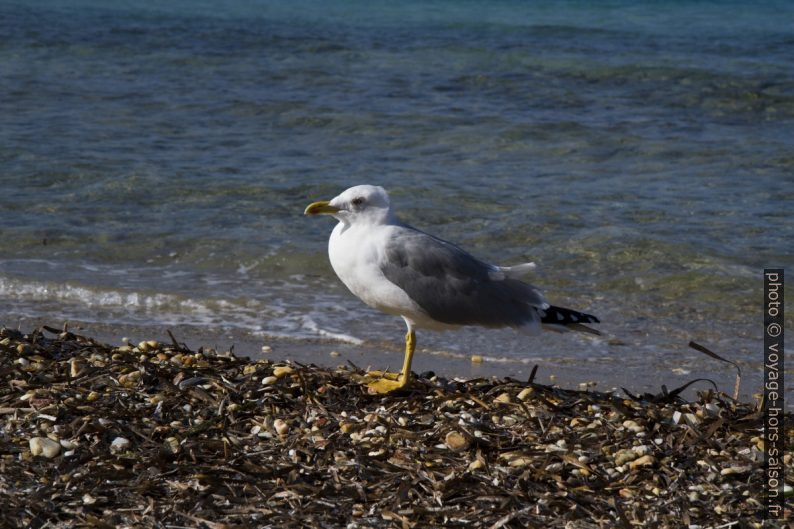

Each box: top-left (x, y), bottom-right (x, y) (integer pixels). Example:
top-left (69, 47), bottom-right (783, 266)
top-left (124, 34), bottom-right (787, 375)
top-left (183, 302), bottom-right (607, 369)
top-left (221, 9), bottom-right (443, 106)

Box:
top-left (305, 185), bottom-right (394, 225)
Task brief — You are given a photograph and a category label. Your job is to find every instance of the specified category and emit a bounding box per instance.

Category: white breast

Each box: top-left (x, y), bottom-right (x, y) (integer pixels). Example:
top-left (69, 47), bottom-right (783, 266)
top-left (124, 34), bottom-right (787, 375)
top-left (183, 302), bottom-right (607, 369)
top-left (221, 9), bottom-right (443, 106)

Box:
top-left (328, 222), bottom-right (427, 322)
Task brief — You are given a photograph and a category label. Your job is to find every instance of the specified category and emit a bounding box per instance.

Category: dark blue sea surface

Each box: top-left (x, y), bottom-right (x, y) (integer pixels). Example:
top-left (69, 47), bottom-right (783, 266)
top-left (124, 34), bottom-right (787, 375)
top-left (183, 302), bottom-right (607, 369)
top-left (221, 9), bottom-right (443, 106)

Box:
top-left (1, 0), bottom-right (792, 397)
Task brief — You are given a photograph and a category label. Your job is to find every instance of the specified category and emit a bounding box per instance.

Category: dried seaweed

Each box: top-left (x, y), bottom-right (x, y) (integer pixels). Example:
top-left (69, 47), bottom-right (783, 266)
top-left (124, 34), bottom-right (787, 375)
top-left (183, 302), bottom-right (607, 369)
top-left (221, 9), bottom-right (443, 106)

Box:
top-left (0, 326), bottom-right (790, 528)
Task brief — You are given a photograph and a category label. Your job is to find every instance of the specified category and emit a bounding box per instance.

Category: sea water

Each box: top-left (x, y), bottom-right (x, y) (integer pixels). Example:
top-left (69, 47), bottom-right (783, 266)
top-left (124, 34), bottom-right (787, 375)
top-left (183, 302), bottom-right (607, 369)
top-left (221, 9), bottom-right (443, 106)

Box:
top-left (2, 0), bottom-right (792, 398)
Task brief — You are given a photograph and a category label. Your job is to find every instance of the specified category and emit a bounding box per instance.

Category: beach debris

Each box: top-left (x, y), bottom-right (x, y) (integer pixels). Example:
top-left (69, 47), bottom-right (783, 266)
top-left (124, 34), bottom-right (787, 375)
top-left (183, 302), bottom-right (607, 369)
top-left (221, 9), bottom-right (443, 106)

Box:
top-left (29, 437), bottom-right (60, 458)
top-left (272, 365), bottom-right (294, 378)
top-left (444, 430), bottom-right (470, 452)
top-left (109, 437), bottom-right (131, 454)
top-left (273, 418), bottom-right (289, 435)
top-left (0, 325), bottom-right (790, 528)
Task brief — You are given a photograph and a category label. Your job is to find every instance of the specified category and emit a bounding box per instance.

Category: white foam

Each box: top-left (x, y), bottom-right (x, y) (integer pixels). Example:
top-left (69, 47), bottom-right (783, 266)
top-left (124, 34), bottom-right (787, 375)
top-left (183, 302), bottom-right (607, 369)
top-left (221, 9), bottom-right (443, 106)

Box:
top-left (0, 273), bottom-right (366, 346)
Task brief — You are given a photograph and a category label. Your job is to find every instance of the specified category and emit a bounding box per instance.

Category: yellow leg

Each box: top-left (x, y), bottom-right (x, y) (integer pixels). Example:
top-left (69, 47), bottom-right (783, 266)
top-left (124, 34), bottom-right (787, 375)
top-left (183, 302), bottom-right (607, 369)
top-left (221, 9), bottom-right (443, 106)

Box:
top-left (367, 328), bottom-right (415, 394)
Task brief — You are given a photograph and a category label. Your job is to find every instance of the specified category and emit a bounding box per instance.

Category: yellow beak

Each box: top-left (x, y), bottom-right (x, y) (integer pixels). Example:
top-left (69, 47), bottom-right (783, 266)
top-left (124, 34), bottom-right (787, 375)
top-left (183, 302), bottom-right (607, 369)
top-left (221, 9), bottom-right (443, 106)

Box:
top-left (304, 200), bottom-right (340, 215)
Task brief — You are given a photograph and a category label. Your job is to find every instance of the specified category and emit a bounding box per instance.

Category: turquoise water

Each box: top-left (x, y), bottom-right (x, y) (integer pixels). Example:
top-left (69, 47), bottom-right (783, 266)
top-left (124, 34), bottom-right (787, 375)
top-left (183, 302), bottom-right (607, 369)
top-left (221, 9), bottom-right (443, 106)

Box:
top-left (1, 0), bottom-right (792, 394)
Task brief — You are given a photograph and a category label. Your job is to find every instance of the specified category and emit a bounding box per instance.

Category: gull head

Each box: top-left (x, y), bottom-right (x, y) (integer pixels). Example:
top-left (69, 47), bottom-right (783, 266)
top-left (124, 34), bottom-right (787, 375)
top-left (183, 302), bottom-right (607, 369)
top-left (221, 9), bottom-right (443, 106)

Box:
top-left (304, 185), bottom-right (393, 225)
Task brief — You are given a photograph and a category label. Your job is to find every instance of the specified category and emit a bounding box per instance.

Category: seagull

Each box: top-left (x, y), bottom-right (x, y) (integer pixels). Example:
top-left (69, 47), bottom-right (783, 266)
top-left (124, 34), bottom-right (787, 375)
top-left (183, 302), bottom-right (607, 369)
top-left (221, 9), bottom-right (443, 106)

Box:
top-left (305, 185), bottom-right (599, 393)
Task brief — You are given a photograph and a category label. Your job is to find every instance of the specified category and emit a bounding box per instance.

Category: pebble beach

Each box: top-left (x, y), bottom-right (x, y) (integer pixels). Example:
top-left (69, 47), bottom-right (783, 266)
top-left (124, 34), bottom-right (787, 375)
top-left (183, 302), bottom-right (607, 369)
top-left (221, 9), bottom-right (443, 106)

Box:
top-left (1, 326), bottom-right (790, 528)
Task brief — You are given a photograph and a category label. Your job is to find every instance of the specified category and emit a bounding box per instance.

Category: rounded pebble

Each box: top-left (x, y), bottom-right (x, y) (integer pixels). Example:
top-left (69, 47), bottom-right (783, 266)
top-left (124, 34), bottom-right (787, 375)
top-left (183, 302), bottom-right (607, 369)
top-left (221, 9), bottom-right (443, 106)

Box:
top-left (274, 419), bottom-right (289, 435)
top-left (30, 437), bottom-right (61, 458)
top-left (629, 454), bottom-right (656, 470)
top-left (445, 431), bottom-right (470, 452)
top-left (110, 437), bottom-right (131, 454)
top-left (273, 366), bottom-right (294, 379)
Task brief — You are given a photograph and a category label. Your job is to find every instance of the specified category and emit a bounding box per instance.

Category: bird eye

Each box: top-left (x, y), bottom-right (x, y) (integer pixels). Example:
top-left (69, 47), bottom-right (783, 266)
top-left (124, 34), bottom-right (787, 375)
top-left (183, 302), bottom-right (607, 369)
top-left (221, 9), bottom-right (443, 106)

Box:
top-left (351, 197), bottom-right (364, 206)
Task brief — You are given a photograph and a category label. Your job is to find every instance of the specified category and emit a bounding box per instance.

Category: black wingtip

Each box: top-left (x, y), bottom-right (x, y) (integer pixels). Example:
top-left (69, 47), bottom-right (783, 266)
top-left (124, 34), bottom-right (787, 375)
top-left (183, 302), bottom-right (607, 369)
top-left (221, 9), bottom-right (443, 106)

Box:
top-left (540, 305), bottom-right (600, 331)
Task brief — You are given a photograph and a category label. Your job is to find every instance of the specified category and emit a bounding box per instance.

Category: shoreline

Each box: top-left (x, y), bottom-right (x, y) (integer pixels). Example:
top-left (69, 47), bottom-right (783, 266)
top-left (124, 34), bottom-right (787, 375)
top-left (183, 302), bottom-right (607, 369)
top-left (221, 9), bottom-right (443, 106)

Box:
top-left (1, 325), bottom-right (790, 527)
top-left (1, 316), bottom-right (767, 406)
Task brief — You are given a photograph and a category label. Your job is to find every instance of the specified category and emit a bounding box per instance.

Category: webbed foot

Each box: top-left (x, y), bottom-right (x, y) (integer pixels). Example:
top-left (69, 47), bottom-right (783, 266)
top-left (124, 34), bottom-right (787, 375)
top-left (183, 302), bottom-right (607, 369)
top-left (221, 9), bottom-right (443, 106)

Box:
top-left (366, 375), bottom-right (410, 394)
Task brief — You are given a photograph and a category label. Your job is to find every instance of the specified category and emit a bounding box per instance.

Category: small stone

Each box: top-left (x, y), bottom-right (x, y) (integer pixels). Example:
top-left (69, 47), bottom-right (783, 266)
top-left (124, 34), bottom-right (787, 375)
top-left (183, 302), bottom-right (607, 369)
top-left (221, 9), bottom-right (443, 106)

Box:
top-left (165, 437), bottom-right (180, 454)
top-left (720, 465), bottom-right (751, 476)
top-left (274, 419), bottom-right (289, 435)
top-left (82, 493), bottom-right (96, 505)
top-left (59, 439), bottom-right (77, 450)
top-left (262, 376), bottom-right (278, 385)
top-left (619, 488), bottom-right (634, 498)
top-left (683, 413), bottom-right (700, 427)
top-left (29, 437), bottom-right (60, 458)
top-left (69, 358), bottom-right (82, 378)
top-left (444, 431), bottom-right (470, 452)
top-left (470, 354), bottom-right (483, 364)
top-left (545, 443), bottom-right (567, 454)
top-left (14, 357), bottom-right (30, 368)
top-left (508, 456), bottom-right (533, 467)
top-left (629, 454), bottom-right (656, 470)
top-left (261, 345), bottom-right (273, 353)
top-left (673, 410), bottom-right (700, 427)
top-left (273, 366), bottom-right (294, 379)
top-left (493, 393), bottom-right (511, 404)
top-left (110, 437), bottom-right (131, 454)
top-left (86, 391), bottom-right (100, 402)
top-left (545, 462), bottom-right (563, 472)
top-left (468, 459), bottom-right (484, 471)
top-left (329, 351), bottom-right (340, 357)
top-left (613, 449), bottom-right (639, 466)
top-left (622, 420), bottom-right (644, 433)
top-left (517, 388), bottom-right (533, 401)
top-left (118, 371), bottom-right (141, 387)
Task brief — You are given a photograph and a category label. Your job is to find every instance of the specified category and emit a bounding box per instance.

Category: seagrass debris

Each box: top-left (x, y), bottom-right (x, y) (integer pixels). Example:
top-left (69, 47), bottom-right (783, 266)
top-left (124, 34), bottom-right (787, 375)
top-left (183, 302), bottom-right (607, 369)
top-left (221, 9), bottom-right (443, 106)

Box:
top-left (0, 326), bottom-right (790, 528)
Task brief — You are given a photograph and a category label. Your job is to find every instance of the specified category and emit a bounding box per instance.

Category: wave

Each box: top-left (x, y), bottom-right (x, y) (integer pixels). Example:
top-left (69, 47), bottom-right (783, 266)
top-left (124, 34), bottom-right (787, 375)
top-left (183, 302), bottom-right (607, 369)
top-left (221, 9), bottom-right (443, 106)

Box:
top-left (0, 272), bottom-right (365, 345)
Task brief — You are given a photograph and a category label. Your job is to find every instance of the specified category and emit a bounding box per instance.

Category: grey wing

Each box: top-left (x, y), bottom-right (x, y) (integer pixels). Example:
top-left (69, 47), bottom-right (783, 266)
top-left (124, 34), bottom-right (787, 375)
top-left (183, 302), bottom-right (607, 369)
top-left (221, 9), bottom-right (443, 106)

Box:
top-left (379, 227), bottom-right (548, 330)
